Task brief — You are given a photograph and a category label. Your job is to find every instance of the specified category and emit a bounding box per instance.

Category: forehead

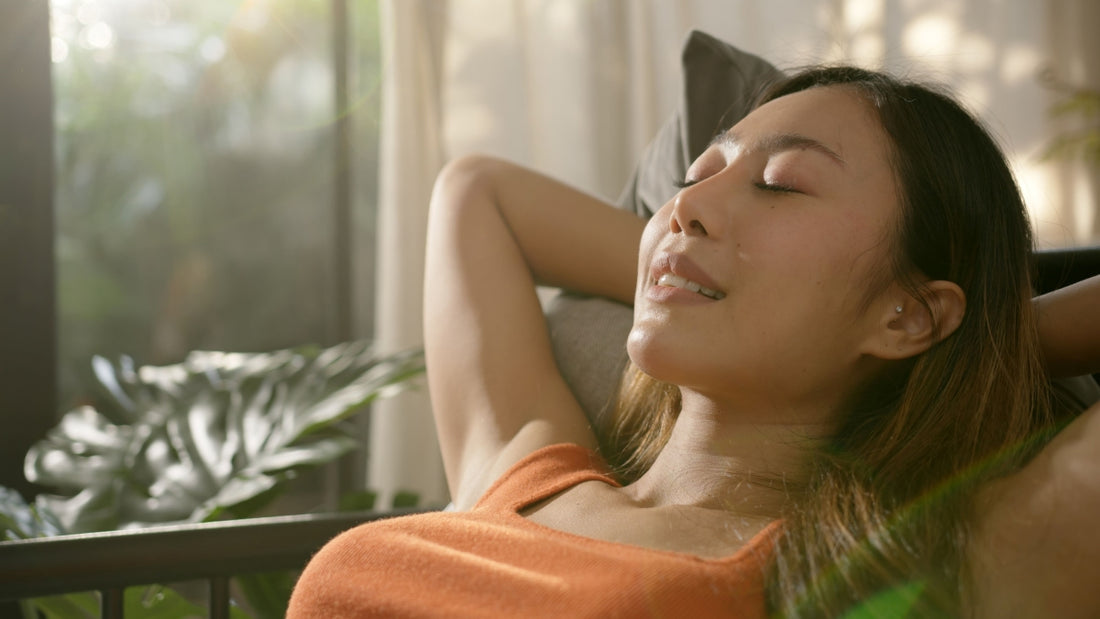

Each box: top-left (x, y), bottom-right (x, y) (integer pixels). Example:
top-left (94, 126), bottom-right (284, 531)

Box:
top-left (722, 86), bottom-right (892, 172)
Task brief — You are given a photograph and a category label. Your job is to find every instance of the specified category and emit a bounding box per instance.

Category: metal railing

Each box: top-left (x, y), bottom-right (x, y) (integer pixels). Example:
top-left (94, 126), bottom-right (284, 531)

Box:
top-left (0, 508), bottom-right (423, 618)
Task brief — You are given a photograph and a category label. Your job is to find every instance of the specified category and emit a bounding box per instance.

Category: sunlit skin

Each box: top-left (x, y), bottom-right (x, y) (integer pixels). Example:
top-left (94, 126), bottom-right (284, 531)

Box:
top-left (631, 86), bottom-right (901, 422)
top-left (521, 87), bottom-right (962, 554)
top-left (617, 87), bottom-right (924, 519)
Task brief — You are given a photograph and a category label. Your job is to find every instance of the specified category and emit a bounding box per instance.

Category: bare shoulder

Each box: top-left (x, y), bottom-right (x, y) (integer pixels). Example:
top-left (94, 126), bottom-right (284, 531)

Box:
top-left (968, 401), bottom-right (1100, 618)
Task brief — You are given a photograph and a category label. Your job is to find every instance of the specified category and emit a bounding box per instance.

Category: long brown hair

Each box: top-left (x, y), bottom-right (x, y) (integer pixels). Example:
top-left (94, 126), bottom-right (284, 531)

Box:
top-left (604, 67), bottom-right (1064, 616)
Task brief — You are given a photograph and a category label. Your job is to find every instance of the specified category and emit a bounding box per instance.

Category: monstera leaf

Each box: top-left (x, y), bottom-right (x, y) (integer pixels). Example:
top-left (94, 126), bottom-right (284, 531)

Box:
top-left (24, 341), bottom-right (424, 533)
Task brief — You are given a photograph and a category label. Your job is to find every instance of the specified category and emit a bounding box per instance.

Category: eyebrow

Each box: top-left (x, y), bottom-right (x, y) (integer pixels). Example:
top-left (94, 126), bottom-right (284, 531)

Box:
top-left (710, 130), bottom-right (847, 167)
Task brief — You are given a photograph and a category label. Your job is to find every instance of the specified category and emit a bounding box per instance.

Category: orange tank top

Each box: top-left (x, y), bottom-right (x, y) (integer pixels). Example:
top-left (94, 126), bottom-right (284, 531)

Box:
top-left (287, 444), bottom-right (780, 618)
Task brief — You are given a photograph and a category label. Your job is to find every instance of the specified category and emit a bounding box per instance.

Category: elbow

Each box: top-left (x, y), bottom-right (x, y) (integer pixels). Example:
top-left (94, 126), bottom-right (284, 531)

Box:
top-left (430, 154), bottom-right (507, 214)
top-left (426, 154), bottom-right (509, 256)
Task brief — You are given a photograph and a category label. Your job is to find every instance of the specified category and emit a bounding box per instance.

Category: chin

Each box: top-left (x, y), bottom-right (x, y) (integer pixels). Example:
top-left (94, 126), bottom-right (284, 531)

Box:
top-left (627, 328), bottom-right (700, 387)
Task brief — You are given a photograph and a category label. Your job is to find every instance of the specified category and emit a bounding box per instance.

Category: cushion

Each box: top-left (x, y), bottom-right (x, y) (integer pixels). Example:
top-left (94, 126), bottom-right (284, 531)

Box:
top-left (544, 31), bottom-right (782, 435)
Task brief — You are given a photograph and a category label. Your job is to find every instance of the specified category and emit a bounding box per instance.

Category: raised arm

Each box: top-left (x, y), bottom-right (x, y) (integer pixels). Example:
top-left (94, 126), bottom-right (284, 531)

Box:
top-left (969, 396), bottom-right (1100, 618)
top-left (424, 155), bottom-right (644, 508)
top-left (1036, 274), bottom-right (1100, 378)
top-left (968, 274), bottom-right (1100, 616)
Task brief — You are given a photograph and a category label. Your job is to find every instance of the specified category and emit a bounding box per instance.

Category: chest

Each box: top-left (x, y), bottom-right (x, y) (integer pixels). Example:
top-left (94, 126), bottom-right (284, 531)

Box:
top-left (519, 480), bottom-right (772, 559)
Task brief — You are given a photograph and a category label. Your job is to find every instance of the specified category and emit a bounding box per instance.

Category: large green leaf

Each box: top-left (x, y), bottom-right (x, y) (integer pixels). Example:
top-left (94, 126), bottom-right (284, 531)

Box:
top-left (25, 341), bottom-right (424, 532)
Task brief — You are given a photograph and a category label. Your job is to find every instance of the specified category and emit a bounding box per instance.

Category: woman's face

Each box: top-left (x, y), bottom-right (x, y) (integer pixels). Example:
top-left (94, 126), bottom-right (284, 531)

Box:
top-left (629, 85), bottom-right (901, 420)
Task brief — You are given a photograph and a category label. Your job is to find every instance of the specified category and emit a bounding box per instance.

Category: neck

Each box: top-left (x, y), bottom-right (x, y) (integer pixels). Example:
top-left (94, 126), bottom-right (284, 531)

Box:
top-left (622, 390), bottom-right (831, 518)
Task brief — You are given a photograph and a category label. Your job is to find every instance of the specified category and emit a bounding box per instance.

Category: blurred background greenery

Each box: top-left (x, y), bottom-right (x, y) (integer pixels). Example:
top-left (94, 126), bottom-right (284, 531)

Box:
top-left (51, 0), bottom-right (381, 414)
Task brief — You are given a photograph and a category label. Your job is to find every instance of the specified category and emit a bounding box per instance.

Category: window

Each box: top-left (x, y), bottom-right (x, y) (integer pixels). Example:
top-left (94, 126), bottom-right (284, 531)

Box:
top-left (0, 0), bottom-right (381, 499)
top-left (52, 0), bottom-right (381, 409)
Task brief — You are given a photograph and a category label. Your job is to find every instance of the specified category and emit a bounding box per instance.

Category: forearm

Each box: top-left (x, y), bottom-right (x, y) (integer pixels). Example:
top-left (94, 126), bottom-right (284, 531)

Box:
top-left (1036, 274), bottom-right (1100, 378)
top-left (471, 155), bottom-right (645, 305)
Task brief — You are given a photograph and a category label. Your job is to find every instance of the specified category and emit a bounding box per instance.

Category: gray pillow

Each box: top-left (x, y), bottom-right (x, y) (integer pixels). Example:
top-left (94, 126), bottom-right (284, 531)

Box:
top-left (544, 31), bottom-right (782, 436)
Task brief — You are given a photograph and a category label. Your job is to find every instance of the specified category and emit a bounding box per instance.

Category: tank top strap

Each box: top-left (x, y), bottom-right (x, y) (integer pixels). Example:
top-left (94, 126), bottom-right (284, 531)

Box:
top-left (472, 443), bottom-right (620, 512)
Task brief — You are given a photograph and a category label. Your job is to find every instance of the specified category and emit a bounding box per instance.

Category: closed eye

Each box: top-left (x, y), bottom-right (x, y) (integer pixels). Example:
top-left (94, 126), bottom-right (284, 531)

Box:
top-left (754, 181), bottom-right (800, 194)
top-left (675, 178), bottom-right (800, 193)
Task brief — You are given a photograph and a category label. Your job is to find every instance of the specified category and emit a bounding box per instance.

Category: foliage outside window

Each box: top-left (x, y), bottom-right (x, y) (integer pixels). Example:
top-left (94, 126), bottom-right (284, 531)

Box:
top-left (51, 0), bottom-right (381, 412)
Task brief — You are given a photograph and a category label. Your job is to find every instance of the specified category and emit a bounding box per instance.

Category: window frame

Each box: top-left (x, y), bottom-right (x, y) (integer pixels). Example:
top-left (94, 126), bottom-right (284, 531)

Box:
top-left (0, 2), bottom-right (56, 498)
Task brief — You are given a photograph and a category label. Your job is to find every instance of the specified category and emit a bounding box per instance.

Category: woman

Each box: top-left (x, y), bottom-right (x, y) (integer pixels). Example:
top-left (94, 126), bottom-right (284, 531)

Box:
top-left (288, 67), bottom-right (1100, 617)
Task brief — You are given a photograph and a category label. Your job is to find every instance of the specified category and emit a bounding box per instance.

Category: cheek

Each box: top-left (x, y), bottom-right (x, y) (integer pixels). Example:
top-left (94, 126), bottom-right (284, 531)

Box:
top-left (738, 216), bottom-right (877, 310)
top-left (737, 216), bottom-right (829, 272)
top-left (641, 207), bottom-right (669, 246)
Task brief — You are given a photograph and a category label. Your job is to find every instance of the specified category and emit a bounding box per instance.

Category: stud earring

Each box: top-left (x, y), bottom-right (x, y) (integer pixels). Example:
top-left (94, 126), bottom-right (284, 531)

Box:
top-left (895, 305), bottom-right (903, 313)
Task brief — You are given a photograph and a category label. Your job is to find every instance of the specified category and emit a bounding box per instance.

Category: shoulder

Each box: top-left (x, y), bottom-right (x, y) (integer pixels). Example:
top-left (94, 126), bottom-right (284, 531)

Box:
top-left (470, 441), bottom-right (615, 511)
top-left (451, 420), bottom-right (605, 510)
top-left (967, 401), bottom-right (1100, 618)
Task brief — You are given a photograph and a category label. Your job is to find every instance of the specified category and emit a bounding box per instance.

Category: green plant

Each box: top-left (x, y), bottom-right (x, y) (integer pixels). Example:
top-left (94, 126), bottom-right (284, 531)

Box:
top-left (25, 340), bottom-right (422, 531)
top-left (3, 340), bottom-right (424, 617)
top-left (1040, 70), bottom-right (1100, 165)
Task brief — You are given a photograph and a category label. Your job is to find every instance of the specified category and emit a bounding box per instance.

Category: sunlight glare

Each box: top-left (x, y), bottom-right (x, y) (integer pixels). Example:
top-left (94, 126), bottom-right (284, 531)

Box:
top-left (234, 0), bottom-right (271, 32)
top-left (844, 0), bottom-right (885, 67)
top-left (200, 36), bottom-right (227, 63)
top-left (1013, 156), bottom-right (1050, 235)
top-left (76, 1), bottom-right (102, 26)
top-left (82, 21), bottom-right (115, 50)
top-left (1001, 44), bottom-right (1042, 85)
top-left (52, 37), bottom-right (71, 64)
top-left (956, 34), bottom-right (994, 73)
top-left (851, 33), bottom-right (885, 67)
top-left (845, 0), bottom-right (884, 32)
top-left (902, 13), bottom-right (958, 67)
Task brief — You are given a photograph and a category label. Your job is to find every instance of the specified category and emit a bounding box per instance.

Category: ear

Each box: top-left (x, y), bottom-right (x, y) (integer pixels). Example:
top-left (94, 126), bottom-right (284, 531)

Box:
top-left (863, 280), bottom-right (966, 361)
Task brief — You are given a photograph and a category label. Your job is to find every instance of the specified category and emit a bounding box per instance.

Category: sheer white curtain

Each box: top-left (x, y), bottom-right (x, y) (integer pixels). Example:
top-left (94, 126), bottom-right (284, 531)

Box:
top-left (368, 0), bottom-right (448, 507)
top-left (370, 0), bottom-right (1096, 507)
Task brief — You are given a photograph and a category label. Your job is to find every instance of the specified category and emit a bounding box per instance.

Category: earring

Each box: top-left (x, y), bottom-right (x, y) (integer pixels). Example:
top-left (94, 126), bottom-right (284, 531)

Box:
top-left (895, 305), bottom-right (903, 313)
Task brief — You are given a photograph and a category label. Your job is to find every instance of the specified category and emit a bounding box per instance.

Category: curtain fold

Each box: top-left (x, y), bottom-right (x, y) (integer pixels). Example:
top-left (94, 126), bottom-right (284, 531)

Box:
top-left (368, 0), bottom-right (448, 507)
top-left (372, 0), bottom-right (1094, 507)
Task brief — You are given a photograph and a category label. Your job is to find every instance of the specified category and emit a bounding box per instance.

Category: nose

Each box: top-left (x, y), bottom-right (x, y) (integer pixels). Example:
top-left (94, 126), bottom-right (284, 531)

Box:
top-left (668, 182), bottom-right (719, 238)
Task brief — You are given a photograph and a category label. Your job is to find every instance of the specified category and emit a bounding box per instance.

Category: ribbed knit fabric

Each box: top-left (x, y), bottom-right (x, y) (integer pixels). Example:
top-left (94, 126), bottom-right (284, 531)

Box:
top-left (287, 444), bottom-right (779, 618)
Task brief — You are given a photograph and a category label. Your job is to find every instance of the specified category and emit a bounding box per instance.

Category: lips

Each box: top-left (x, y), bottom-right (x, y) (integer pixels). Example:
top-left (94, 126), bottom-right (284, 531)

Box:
top-left (649, 253), bottom-right (726, 300)
top-left (656, 273), bottom-right (725, 299)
